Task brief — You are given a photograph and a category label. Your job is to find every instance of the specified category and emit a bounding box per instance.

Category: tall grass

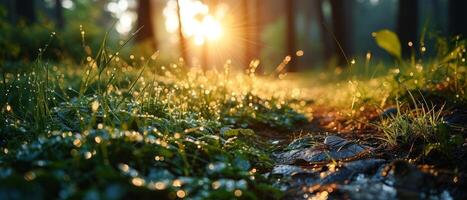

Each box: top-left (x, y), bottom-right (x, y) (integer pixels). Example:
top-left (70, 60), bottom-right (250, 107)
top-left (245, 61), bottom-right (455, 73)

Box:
top-left (0, 27), bottom-right (309, 199)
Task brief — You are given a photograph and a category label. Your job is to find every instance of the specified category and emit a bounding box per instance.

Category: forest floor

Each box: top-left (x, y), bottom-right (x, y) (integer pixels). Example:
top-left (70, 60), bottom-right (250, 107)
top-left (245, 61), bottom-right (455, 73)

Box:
top-left (1, 63), bottom-right (466, 199)
top-left (1, 31), bottom-right (467, 199)
top-left (259, 104), bottom-right (467, 200)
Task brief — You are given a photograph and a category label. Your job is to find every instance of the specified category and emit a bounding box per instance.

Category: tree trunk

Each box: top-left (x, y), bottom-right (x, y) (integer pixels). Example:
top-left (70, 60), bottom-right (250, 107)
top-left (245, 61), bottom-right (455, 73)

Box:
top-left (55, 0), bottom-right (64, 29)
top-left (254, 0), bottom-right (263, 73)
top-left (449, 0), bottom-right (467, 37)
top-left (176, 0), bottom-right (189, 65)
top-left (397, 0), bottom-right (418, 58)
top-left (330, 0), bottom-right (352, 67)
top-left (285, 0), bottom-right (296, 71)
top-left (241, 0), bottom-right (251, 68)
top-left (15, 0), bottom-right (36, 24)
top-left (136, 0), bottom-right (157, 49)
top-left (315, 0), bottom-right (332, 64)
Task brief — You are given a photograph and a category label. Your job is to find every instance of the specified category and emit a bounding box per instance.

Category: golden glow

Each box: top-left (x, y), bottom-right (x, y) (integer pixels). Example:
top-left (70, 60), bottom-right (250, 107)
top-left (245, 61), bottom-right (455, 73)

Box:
top-left (164, 0), bottom-right (225, 45)
top-left (296, 50), bottom-right (304, 57)
top-left (107, 0), bottom-right (136, 34)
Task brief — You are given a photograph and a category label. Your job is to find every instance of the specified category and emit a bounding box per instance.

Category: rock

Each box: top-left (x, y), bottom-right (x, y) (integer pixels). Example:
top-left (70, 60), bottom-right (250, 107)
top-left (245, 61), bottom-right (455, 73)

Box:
top-left (380, 107), bottom-right (398, 118)
top-left (320, 159), bottom-right (386, 184)
top-left (384, 160), bottom-right (438, 193)
top-left (338, 173), bottom-right (399, 200)
top-left (272, 135), bottom-right (457, 200)
top-left (444, 109), bottom-right (467, 127)
top-left (274, 136), bottom-right (372, 165)
top-left (271, 165), bottom-right (307, 176)
top-left (285, 136), bottom-right (316, 150)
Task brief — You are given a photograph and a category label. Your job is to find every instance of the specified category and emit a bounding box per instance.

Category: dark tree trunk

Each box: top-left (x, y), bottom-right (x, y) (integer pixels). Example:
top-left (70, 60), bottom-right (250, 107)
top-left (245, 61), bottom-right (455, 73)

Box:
top-left (285, 0), bottom-right (296, 71)
top-left (241, 0), bottom-right (251, 68)
top-left (304, 0), bottom-right (313, 53)
top-left (254, 0), bottom-right (263, 73)
top-left (55, 0), bottom-right (64, 29)
top-left (137, 0), bottom-right (157, 49)
top-left (316, 0), bottom-right (332, 64)
top-left (449, 0), bottom-right (467, 37)
top-left (6, 0), bottom-right (16, 22)
top-left (330, 0), bottom-right (352, 67)
top-left (176, 0), bottom-right (189, 65)
top-left (254, 0), bottom-right (262, 57)
top-left (397, 0), bottom-right (418, 58)
top-left (15, 0), bottom-right (36, 24)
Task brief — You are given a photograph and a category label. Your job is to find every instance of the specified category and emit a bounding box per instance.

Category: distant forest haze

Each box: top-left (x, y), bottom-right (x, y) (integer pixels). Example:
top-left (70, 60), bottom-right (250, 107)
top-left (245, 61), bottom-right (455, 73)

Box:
top-left (1, 0), bottom-right (466, 71)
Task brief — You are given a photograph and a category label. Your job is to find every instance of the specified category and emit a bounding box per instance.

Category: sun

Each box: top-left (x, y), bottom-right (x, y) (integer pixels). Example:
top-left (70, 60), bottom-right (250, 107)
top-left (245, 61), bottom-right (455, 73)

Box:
top-left (163, 0), bottom-right (224, 46)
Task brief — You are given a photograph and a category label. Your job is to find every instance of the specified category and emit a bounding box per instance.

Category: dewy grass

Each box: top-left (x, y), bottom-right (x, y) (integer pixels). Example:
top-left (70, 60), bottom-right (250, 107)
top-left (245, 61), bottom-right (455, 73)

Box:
top-left (1, 27), bottom-right (466, 198)
top-left (377, 98), bottom-right (446, 146)
top-left (0, 29), bottom-right (307, 199)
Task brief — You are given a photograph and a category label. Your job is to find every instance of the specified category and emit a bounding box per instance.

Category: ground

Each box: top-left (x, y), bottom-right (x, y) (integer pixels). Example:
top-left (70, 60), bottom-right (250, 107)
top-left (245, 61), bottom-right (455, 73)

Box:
top-left (0, 33), bottom-right (466, 199)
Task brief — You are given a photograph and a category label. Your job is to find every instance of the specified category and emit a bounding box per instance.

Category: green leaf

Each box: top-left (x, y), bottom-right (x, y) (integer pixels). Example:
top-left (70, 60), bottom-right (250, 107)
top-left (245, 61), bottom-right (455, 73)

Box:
top-left (373, 30), bottom-right (402, 60)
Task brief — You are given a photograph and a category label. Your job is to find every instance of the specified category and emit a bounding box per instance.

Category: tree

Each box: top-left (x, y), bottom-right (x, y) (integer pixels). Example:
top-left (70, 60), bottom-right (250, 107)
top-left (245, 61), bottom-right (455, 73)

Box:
top-left (241, 0), bottom-right (251, 68)
top-left (255, 0), bottom-right (262, 56)
top-left (330, 0), bottom-right (352, 67)
top-left (397, 0), bottom-right (418, 58)
top-left (136, 0), bottom-right (157, 49)
top-left (448, 0), bottom-right (467, 37)
top-left (176, 0), bottom-right (189, 65)
top-left (315, 0), bottom-right (332, 64)
top-left (254, 0), bottom-right (263, 73)
top-left (285, 0), bottom-right (296, 71)
top-left (55, 0), bottom-right (64, 29)
top-left (13, 0), bottom-right (36, 24)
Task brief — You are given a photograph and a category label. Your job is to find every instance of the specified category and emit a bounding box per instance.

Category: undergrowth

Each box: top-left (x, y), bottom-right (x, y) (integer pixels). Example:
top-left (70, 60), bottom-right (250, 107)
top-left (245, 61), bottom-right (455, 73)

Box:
top-left (0, 25), bottom-right (466, 199)
top-left (0, 30), bottom-right (307, 199)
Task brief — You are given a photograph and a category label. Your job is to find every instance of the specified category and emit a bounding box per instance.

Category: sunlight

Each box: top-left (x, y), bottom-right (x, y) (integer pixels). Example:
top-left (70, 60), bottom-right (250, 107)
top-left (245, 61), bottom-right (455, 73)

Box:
top-left (163, 0), bottom-right (224, 46)
top-left (107, 0), bottom-right (136, 35)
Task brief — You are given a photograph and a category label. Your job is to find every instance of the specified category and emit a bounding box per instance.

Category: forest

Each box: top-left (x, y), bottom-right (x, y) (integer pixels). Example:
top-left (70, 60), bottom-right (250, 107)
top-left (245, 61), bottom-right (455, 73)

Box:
top-left (0, 0), bottom-right (466, 199)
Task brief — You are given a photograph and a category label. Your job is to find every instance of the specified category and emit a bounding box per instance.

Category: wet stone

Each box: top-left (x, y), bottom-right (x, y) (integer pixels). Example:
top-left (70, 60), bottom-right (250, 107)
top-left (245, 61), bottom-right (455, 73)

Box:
top-left (272, 165), bottom-right (307, 176)
top-left (380, 107), bottom-right (398, 119)
top-left (272, 135), bottom-right (456, 200)
top-left (274, 135), bottom-right (372, 165)
top-left (320, 159), bottom-right (386, 185)
top-left (336, 160), bottom-right (454, 200)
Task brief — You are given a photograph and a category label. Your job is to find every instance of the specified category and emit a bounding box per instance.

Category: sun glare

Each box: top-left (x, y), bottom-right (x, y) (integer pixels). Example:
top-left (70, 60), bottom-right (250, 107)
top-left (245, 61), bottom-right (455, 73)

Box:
top-left (107, 0), bottom-right (136, 35)
top-left (163, 0), bottom-right (225, 46)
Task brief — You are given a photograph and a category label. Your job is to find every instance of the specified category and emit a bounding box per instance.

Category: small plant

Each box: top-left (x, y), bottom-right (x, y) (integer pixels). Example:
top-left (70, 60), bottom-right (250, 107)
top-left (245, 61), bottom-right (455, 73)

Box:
top-left (377, 100), bottom-right (445, 146)
top-left (376, 92), bottom-right (463, 156)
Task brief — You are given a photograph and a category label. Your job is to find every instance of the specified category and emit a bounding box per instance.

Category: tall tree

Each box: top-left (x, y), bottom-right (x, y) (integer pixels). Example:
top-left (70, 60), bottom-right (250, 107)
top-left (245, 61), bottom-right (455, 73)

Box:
top-left (397, 0), bottom-right (418, 58)
top-left (315, 0), bottom-right (332, 64)
top-left (176, 0), bottom-right (189, 65)
top-left (55, 0), bottom-right (64, 29)
top-left (448, 0), bottom-right (467, 37)
top-left (136, 0), bottom-right (157, 49)
top-left (241, 0), bottom-right (251, 68)
top-left (255, 0), bottom-right (262, 56)
top-left (14, 0), bottom-right (36, 24)
top-left (330, 0), bottom-right (352, 67)
top-left (285, 0), bottom-right (296, 71)
top-left (254, 0), bottom-right (263, 73)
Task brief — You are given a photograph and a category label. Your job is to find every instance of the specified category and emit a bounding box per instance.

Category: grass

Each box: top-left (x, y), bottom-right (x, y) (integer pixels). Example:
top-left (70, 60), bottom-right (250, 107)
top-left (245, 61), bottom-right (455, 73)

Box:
top-left (0, 30), bottom-right (310, 199)
top-left (0, 27), bottom-right (466, 199)
top-left (377, 96), bottom-right (446, 146)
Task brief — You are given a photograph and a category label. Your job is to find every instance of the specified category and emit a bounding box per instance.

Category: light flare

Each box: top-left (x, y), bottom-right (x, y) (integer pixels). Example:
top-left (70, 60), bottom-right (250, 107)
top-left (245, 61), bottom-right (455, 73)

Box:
top-left (163, 0), bottom-right (225, 45)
